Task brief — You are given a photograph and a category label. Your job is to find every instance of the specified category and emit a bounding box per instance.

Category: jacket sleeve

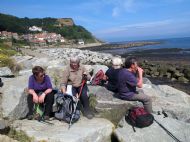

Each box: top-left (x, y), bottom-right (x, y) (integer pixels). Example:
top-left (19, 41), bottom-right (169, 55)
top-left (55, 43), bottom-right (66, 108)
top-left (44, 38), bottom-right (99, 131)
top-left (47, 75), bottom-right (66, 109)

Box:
top-left (60, 66), bottom-right (70, 87)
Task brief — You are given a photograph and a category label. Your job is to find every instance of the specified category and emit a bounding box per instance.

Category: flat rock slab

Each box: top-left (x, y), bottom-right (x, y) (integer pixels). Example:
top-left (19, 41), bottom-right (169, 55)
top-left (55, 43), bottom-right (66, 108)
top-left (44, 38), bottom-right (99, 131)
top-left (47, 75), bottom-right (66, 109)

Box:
top-left (114, 115), bottom-right (190, 142)
top-left (13, 117), bottom-right (114, 142)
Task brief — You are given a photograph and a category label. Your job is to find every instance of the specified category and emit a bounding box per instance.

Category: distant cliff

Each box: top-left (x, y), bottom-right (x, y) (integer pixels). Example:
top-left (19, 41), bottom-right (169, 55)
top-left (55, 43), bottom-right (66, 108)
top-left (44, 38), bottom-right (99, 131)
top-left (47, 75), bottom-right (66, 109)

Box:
top-left (0, 13), bottom-right (96, 43)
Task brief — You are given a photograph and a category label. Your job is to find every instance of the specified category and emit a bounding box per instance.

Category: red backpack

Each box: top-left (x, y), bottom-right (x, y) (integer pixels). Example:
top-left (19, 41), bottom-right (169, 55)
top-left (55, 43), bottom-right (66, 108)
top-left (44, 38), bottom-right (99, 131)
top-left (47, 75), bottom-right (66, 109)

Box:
top-left (126, 107), bottom-right (154, 132)
top-left (91, 69), bottom-right (105, 85)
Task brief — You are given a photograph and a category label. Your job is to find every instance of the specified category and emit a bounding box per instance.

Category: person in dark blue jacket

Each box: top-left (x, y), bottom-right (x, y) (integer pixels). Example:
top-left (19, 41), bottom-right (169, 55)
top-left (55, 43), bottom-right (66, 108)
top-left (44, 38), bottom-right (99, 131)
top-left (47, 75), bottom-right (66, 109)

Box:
top-left (104, 57), bottom-right (123, 93)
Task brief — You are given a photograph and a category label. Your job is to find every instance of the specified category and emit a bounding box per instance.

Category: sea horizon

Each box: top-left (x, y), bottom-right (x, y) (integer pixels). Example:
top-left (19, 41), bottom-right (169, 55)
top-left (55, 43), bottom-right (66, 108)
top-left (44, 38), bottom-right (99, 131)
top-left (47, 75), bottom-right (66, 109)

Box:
top-left (109, 36), bottom-right (190, 49)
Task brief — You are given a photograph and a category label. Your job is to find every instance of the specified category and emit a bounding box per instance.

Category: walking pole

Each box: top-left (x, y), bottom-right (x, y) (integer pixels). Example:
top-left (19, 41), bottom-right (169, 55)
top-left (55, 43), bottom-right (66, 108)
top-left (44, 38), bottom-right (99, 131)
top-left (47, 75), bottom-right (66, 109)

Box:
top-left (154, 119), bottom-right (181, 142)
top-left (68, 79), bottom-right (86, 129)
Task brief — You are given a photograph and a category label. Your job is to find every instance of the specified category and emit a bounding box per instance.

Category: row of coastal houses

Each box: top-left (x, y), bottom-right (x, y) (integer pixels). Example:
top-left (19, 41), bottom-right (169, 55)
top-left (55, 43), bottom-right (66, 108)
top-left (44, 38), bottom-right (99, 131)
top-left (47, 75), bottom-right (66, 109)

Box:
top-left (0, 30), bottom-right (65, 46)
top-left (0, 25), bottom-right (85, 46)
top-left (0, 31), bottom-right (19, 40)
top-left (23, 32), bottom-right (65, 45)
top-left (0, 31), bottom-right (85, 46)
top-left (0, 25), bottom-right (65, 46)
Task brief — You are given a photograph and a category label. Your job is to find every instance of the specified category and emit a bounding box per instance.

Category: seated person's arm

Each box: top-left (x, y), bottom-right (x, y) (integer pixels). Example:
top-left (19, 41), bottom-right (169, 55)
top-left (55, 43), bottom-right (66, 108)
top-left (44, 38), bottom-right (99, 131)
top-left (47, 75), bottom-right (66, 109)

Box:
top-left (60, 85), bottom-right (67, 94)
top-left (28, 89), bottom-right (37, 96)
top-left (28, 89), bottom-right (39, 103)
top-left (83, 66), bottom-right (91, 81)
top-left (136, 67), bottom-right (143, 88)
top-left (43, 88), bottom-right (52, 95)
top-left (60, 67), bottom-right (69, 93)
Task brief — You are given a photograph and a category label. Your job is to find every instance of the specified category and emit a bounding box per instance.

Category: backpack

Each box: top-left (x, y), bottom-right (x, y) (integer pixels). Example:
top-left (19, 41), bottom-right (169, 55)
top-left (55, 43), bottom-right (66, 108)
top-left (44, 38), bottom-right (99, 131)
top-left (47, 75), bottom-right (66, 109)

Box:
top-left (91, 69), bottom-right (105, 85)
top-left (54, 93), bottom-right (80, 123)
top-left (126, 107), bottom-right (154, 131)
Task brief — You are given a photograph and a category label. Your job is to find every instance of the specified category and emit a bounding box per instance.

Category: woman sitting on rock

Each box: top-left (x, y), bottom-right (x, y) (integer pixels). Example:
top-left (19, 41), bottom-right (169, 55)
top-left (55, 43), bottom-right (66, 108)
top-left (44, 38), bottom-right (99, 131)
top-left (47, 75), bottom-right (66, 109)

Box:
top-left (104, 57), bottom-right (123, 93)
top-left (27, 66), bottom-right (54, 120)
top-left (60, 56), bottom-right (94, 119)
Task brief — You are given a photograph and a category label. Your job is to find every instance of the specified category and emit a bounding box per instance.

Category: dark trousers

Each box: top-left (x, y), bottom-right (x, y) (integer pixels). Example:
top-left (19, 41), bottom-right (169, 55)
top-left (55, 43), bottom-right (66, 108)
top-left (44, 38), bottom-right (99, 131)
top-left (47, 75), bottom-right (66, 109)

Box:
top-left (72, 84), bottom-right (90, 111)
top-left (27, 91), bottom-right (54, 116)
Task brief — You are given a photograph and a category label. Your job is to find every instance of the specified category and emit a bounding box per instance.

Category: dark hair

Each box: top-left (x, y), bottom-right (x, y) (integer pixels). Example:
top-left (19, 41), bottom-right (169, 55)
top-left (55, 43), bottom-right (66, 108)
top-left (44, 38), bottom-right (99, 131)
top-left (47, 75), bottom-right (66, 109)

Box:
top-left (125, 57), bottom-right (137, 68)
top-left (32, 66), bottom-right (45, 76)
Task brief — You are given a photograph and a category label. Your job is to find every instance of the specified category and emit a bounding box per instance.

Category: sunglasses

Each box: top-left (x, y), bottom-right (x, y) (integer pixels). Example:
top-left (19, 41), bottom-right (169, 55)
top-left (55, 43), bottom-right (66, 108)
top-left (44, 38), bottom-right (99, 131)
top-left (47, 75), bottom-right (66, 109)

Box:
top-left (39, 74), bottom-right (44, 78)
top-left (35, 73), bottom-right (45, 78)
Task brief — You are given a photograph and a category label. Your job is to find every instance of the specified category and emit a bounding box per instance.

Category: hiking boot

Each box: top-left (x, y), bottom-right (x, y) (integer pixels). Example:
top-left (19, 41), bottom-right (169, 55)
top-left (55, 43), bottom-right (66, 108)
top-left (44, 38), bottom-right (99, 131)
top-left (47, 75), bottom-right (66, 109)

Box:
top-left (27, 115), bottom-right (34, 120)
top-left (83, 110), bottom-right (94, 119)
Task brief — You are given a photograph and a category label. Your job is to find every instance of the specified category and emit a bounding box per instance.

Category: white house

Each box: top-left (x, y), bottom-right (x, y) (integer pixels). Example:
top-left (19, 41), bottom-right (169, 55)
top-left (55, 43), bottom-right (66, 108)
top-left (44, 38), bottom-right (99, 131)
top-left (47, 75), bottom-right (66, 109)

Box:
top-left (29, 26), bottom-right (42, 32)
top-left (78, 39), bottom-right (84, 45)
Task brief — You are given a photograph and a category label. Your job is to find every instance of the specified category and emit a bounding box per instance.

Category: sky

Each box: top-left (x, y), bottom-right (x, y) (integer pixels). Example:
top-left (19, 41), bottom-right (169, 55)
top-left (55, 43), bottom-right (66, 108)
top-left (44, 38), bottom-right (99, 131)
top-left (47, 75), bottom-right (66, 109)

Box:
top-left (0, 0), bottom-right (190, 42)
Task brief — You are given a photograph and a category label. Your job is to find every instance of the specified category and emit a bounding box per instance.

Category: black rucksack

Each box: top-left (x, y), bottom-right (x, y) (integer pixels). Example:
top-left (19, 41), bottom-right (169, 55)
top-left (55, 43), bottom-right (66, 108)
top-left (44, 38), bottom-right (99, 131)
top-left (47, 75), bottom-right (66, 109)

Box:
top-left (126, 107), bottom-right (154, 131)
top-left (54, 93), bottom-right (80, 123)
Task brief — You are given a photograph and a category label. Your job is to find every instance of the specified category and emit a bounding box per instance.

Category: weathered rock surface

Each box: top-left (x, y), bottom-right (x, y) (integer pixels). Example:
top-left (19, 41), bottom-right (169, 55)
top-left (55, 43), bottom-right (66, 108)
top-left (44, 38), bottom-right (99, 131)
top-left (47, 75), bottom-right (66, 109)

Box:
top-left (88, 86), bottom-right (134, 125)
top-left (0, 67), bottom-right (13, 77)
top-left (37, 48), bottom-right (113, 65)
top-left (13, 118), bottom-right (114, 142)
top-left (1, 47), bottom-right (190, 141)
top-left (0, 134), bottom-right (18, 142)
top-left (0, 75), bottom-right (28, 120)
top-left (141, 82), bottom-right (190, 122)
top-left (114, 115), bottom-right (190, 142)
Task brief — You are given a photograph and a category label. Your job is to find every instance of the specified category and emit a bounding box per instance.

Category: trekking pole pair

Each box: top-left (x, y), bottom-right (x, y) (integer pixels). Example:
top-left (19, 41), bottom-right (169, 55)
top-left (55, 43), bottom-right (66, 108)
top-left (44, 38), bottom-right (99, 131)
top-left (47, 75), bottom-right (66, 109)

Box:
top-left (68, 78), bottom-right (86, 129)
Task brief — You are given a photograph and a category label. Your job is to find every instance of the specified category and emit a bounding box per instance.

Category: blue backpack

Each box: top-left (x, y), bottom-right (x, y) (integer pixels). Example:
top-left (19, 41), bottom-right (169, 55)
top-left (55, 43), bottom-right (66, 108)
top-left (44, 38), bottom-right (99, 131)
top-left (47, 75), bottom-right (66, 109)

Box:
top-left (54, 93), bottom-right (80, 123)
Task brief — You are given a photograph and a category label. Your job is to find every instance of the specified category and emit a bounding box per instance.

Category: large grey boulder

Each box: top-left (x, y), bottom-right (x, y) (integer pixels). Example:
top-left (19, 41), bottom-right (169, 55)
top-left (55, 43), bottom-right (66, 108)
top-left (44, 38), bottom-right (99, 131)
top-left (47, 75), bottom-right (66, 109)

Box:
top-left (12, 55), bottom-right (35, 69)
top-left (114, 115), bottom-right (190, 142)
top-left (141, 81), bottom-right (190, 122)
top-left (46, 66), bottom-right (65, 88)
top-left (13, 118), bottom-right (114, 142)
top-left (18, 69), bottom-right (32, 76)
top-left (88, 86), bottom-right (139, 125)
top-left (31, 57), bottom-right (50, 68)
top-left (0, 67), bottom-right (13, 77)
top-left (12, 55), bottom-right (33, 64)
top-left (0, 75), bottom-right (28, 120)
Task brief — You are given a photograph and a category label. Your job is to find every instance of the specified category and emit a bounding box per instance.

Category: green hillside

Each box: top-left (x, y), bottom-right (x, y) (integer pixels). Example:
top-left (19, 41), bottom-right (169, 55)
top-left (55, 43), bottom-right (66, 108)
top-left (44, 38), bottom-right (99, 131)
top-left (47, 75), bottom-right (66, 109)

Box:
top-left (0, 13), bottom-right (95, 42)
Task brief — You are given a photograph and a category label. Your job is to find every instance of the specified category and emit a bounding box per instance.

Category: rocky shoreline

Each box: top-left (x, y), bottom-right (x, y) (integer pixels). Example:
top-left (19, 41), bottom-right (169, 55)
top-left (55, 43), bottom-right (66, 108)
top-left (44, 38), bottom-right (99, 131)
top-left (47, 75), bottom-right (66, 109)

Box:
top-left (81, 41), bottom-right (161, 51)
top-left (81, 44), bottom-right (190, 95)
top-left (1, 46), bottom-right (190, 141)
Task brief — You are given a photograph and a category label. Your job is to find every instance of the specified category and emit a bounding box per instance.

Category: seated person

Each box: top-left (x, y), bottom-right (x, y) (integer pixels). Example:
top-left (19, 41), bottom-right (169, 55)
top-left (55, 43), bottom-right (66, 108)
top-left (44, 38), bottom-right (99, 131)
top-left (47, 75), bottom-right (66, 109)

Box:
top-left (60, 56), bottom-right (94, 119)
top-left (27, 66), bottom-right (54, 120)
top-left (117, 57), bottom-right (152, 113)
top-left (104, 57), bottom-right (123, 93)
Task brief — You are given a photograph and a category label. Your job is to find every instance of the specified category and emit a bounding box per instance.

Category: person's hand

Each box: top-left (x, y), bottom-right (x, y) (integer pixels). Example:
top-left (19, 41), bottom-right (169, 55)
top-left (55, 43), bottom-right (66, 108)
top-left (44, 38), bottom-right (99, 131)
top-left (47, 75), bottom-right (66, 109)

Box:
top-left (38, 93), bottom-right (46, 103)
top-left (137, 67), bottom-right (144, 74)
top-left (33, 94), bottom-right (39, 103)
top-left (75, 93), bottom-right (79, 99)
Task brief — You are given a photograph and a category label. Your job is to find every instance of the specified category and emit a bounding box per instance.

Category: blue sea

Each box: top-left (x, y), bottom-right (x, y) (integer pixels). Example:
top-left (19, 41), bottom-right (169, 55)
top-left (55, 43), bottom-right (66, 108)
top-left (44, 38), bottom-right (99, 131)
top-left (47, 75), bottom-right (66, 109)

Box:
top-left (103, 37), bottom-right (190, 55)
